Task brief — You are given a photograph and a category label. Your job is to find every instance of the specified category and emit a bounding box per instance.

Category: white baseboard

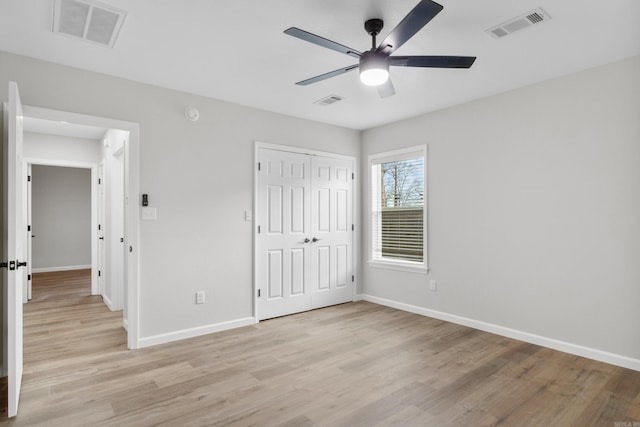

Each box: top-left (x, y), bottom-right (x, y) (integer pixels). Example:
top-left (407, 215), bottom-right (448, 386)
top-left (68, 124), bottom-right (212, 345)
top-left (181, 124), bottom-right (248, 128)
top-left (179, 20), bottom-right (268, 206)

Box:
top-left (138, 317), bottom-right (256, 349)
top-left (102, 295), bottom-right (115, 311)
top-left (357, 293), bottom-right (640, 372)
top-left (32, 264), bottom-right (91, 273)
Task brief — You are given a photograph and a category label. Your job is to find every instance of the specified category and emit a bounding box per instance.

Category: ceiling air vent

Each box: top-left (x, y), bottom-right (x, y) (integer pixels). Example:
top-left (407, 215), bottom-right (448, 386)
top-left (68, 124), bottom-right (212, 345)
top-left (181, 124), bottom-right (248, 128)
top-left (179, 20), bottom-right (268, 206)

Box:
top-left (314, 95), bottom-right (345, 107)
top-left (486, 7), bottom-right (551, 39)
top-left (53, 0), bottom-right (126, 47)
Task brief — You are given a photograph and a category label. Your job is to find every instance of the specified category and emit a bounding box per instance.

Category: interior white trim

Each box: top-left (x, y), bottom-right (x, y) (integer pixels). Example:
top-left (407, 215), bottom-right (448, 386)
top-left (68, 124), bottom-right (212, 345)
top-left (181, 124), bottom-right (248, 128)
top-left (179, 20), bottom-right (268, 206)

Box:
top-left (31, 265), bottom-right (92, 273)
top-left (356, 293), bottom-right (640, 372)
top-left (137, 317), bottom-right (256, 349)
top-left (102, 294), bottom-right (115, 312)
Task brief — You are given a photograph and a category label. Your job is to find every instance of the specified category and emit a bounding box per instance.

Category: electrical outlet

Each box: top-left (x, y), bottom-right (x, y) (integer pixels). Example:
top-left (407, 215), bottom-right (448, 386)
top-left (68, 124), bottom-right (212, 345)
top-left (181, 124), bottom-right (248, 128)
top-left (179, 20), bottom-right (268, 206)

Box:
top-left (429, 280), bottom-right (437, 292)
top-left (196, 291), bottom-right (205, 304)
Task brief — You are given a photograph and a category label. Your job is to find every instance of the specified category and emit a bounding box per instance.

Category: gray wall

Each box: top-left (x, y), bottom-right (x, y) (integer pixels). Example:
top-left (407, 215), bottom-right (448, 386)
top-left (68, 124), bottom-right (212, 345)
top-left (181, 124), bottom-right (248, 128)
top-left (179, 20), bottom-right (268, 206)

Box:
top-left (361, 55), bottom-right (640, 361)
top-left (0, 51), bottom-right (361, 340)
top-left (31, 165), bottom-right (91, 270)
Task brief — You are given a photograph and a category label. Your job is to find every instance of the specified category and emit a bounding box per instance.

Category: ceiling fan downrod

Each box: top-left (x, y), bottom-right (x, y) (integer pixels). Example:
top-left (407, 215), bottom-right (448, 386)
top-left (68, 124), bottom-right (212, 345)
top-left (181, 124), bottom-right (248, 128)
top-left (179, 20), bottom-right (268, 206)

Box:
top-left (364, 19), bottom-right (384, 50)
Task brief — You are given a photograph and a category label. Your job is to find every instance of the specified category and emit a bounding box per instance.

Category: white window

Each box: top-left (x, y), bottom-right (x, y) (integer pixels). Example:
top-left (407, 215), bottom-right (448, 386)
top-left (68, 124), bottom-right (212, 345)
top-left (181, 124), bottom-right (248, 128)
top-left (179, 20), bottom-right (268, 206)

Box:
top-left (369, 145), bottom-right (427, 273)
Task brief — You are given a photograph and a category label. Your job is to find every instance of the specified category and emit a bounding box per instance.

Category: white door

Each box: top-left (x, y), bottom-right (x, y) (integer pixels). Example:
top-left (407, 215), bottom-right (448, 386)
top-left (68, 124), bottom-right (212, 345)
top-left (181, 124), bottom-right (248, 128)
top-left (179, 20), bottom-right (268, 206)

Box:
top-left (309, 156), bottom-right (353, 309)
top-left (257, 149), bottom-right (312, 320)
top-left (3, 81), bottom-right (26, 418)
top-left (256, 148), bottom-right (353, 320)
top-left (98, 161), bottom-right (106, 295)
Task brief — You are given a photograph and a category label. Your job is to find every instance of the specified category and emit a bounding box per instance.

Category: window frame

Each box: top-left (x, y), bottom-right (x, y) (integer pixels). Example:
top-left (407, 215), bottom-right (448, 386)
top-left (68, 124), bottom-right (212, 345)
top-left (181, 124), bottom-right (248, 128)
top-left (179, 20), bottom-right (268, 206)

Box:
top-left (368, 145), bottom-right (428, 274)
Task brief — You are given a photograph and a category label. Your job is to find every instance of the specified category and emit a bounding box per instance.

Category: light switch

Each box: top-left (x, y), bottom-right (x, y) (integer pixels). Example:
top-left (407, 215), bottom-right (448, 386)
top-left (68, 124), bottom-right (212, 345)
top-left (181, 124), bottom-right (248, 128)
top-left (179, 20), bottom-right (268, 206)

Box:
top-left (142, 207), bottom-right (157, 221)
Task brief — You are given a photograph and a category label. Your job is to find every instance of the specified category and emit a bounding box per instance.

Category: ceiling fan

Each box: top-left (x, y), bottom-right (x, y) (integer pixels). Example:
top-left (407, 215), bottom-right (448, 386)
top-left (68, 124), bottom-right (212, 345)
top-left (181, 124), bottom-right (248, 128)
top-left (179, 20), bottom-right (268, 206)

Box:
top-left (284, 0), bottom-right (476, 98)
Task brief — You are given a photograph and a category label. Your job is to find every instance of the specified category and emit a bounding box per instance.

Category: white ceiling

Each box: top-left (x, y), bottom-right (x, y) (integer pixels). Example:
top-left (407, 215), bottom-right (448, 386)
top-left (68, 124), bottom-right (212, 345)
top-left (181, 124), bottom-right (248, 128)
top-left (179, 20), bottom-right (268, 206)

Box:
top-left (2, 0), bottom-right (639, 130)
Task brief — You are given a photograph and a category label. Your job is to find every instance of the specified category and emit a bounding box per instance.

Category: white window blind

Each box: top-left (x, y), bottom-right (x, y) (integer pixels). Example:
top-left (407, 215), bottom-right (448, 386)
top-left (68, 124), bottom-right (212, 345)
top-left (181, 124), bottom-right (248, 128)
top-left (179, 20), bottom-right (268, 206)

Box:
top-left (370, 147), bottom-right (426, 268)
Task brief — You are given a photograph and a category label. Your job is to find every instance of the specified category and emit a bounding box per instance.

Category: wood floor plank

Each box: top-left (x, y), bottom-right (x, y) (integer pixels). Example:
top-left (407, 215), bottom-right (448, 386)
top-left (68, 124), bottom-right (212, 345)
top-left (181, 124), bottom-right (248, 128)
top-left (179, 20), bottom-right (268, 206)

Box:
top-left (1, 269), bottom-right (639, 426)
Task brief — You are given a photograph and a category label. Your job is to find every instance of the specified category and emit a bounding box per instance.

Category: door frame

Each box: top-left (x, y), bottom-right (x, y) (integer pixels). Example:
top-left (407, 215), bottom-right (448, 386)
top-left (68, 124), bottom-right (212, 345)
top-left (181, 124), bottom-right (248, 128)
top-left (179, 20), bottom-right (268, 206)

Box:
top-left (24, 160), bottom-right (98, 294)
top-left (253, 141), bottom-right (359, 321)
top-left (21, 104), bottom-right (141, 349)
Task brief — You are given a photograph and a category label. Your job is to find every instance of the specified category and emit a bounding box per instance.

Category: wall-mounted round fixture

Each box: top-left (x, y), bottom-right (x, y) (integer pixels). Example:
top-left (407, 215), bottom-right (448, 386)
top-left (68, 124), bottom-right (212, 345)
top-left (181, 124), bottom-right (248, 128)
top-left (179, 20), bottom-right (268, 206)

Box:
top-left (185, 107), bottom-right (200, 122)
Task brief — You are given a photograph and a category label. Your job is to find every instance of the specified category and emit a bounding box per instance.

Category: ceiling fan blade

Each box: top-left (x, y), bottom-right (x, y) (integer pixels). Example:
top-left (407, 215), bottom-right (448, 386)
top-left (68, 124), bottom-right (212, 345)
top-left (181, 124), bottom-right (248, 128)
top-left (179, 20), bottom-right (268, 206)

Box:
top-left (390, 55), bottom-right (476, 68)
top-left (377, 79), bottom-right (395, 98)
top-left (295, 64), bottom-right (359, 86)
top-left (285, 27), bottom-right (362, 58)
top-left (377, 0), bottom-right (443, 55)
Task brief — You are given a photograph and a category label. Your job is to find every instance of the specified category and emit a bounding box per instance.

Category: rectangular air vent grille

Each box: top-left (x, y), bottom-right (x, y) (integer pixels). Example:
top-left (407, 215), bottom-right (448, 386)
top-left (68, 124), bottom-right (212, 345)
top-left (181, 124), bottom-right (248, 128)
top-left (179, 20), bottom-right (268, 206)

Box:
top-left (314, 95), bottom-right (345, 106)
top-left (53, 0), bottom-right (126, 48)
top-left (486, 7), bottom-right (551, 39)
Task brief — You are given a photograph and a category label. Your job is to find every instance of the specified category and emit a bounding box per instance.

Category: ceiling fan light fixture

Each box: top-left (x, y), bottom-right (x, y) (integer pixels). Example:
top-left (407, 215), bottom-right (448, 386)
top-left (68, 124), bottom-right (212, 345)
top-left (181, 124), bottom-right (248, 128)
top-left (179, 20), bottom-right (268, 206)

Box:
top-left (359, 52), bottom-right (389, 86)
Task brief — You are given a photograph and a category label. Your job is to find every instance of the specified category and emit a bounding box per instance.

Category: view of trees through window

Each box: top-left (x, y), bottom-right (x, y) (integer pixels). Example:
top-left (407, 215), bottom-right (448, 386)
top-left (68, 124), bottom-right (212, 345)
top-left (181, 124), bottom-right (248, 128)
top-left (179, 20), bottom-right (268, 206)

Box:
top-left (373, 156), bottom-right (424, 263)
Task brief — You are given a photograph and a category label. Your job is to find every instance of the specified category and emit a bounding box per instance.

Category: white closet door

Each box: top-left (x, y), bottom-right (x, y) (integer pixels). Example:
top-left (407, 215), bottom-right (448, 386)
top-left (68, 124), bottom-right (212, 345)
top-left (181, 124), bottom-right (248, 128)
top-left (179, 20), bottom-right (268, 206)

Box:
top-left (257, 149), bottom-right (312, 320)
top-left (257, 149), bottom-right (353, 320)
top-left (309, 156), bottom-right (353, 309)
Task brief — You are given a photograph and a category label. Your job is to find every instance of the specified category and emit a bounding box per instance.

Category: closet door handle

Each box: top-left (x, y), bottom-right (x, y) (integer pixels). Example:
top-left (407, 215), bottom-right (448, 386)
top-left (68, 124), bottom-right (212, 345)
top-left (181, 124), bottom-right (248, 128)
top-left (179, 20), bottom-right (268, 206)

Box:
top-left (312, 237), bottom-right (321, 243)
top-left (303, 238), bottom-right (310, 243)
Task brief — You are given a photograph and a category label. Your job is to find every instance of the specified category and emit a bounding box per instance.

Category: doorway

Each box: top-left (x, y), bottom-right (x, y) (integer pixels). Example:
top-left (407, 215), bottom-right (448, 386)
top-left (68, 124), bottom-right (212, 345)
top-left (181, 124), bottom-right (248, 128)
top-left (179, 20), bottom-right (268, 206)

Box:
top-left (20, 103), bottom-right (141, 350)
top-left (28, 164), bottom-right (93, 300)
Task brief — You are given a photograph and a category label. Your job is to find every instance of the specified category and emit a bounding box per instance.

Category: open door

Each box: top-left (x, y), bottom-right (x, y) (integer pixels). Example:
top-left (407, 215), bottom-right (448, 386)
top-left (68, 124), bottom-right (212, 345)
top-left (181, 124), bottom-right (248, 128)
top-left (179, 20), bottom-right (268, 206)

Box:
top-left (3, 81), bottom-right (26, 418)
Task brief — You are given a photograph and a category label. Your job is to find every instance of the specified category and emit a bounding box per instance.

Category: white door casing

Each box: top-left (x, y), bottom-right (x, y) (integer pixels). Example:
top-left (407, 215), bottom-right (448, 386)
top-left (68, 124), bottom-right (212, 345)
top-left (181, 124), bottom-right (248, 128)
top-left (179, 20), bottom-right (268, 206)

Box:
top-left (256, 147), bottom-right (354, 320)
top-left (4, 81), bottom-right (26, 417)
top-left (26, 163), bottom-right (32, 301)
top-left (98, 160), bottom-right (106, 296)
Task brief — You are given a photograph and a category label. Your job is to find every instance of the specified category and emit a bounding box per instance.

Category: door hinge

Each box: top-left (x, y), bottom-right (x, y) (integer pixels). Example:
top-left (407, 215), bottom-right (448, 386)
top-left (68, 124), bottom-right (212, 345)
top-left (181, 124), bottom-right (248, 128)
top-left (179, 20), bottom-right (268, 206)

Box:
top-left (98, 224), bottom-right (101, 230)
top-left (352, 173), bottom-right (354, 180)
top-left (352, 275), bottom-right (355, 282)
top-left (258, 225), bottom-right (261, 234)
top-left (351, 224), bottom-right (354, 231)
top-left (28, 274), bottom-right (31, 281)
top-left (98, 270), bottom-right (101, 277)
top-left (258, 289), bottom-right (261, 297)
top-left (98, 178), bottom-right (101, 184)
top-left (28, 225), bottom-right (31, 232)
top-left (27, 175), bottom-right (31, 182)
top-left (257, 162), bottom-right (261, 171)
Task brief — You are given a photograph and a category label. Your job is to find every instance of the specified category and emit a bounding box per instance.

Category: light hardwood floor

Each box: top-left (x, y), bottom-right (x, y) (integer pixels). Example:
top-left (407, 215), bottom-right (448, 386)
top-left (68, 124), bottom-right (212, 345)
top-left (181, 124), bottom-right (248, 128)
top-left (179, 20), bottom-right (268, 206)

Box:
top-left (1, 269), bottom-right (639, 426)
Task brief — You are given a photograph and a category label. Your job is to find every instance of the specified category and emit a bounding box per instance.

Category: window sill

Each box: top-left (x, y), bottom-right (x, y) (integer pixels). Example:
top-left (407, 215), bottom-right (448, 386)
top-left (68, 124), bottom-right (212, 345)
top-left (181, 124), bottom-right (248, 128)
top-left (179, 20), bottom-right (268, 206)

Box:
top-left (368, 260), bottom-right (429, 274)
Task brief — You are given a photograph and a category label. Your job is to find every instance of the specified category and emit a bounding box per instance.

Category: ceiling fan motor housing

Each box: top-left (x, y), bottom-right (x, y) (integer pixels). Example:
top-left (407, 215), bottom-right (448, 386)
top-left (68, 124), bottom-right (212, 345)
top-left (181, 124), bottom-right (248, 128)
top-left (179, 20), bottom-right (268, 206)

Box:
top-left (359, 51), bottom-right (389, 86)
